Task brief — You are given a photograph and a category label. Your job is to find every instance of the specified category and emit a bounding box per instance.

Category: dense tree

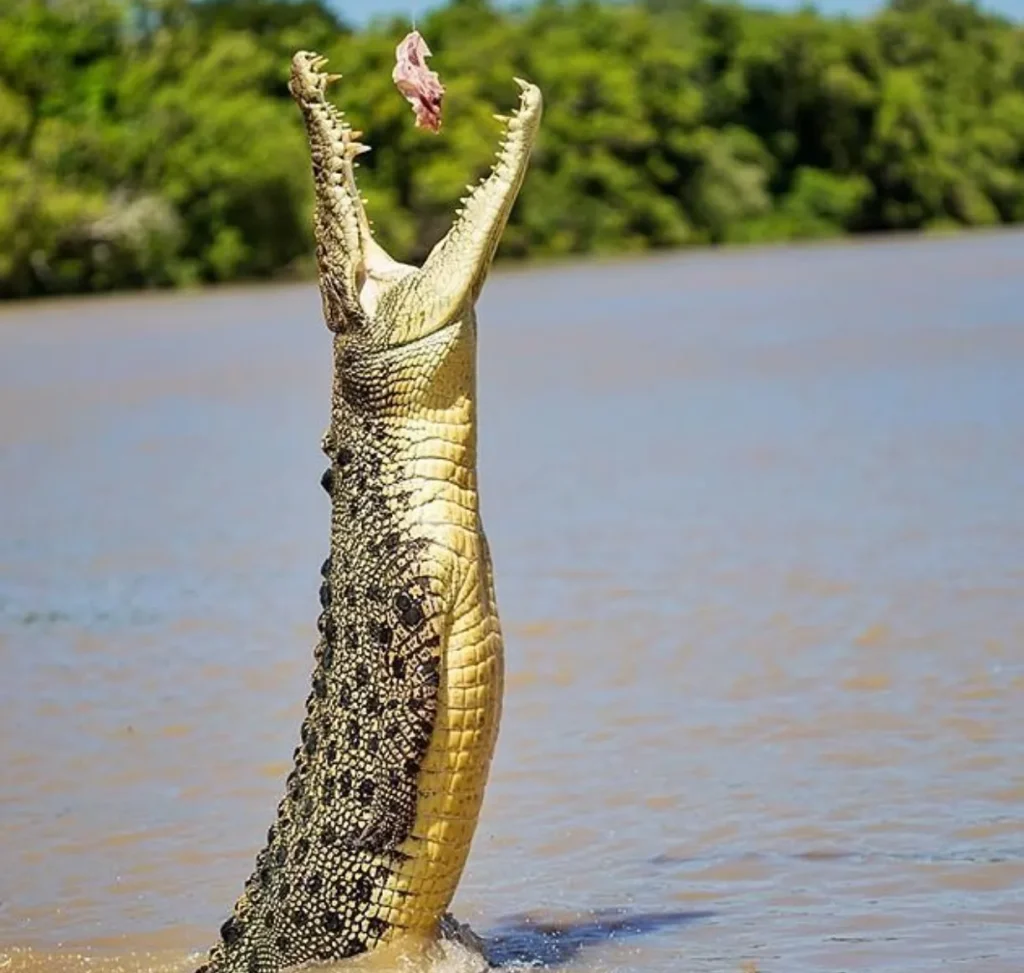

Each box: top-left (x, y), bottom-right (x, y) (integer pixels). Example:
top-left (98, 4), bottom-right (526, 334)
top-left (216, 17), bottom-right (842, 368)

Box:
top-left (0, 0), bottom-right (1021, 298)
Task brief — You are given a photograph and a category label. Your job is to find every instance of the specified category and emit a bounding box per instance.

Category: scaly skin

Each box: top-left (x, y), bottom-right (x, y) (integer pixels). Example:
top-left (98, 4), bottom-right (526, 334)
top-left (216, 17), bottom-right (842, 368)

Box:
top-left (192, 52), bottom-right (543, 973)
top-left (0, 49), bottom-right (540, 973)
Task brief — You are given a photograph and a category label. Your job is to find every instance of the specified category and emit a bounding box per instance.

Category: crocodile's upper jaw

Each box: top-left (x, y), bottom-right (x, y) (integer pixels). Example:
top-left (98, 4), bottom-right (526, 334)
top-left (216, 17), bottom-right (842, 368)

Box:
top-left (289, 50), bottom-right (543, 338)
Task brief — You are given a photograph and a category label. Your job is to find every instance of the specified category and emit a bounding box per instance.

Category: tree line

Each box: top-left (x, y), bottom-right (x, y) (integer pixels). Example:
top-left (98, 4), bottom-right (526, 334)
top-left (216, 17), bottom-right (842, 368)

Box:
top-left (1, 0), bottom-right (1021, 299)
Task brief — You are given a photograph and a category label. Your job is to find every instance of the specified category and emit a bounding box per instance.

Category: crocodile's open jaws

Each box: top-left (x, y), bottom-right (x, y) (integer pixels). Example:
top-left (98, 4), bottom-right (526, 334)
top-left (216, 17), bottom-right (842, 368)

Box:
top-left (0, 50), bottom-right (541, 973)
top-left (191, 53), bottom-right (543, 973)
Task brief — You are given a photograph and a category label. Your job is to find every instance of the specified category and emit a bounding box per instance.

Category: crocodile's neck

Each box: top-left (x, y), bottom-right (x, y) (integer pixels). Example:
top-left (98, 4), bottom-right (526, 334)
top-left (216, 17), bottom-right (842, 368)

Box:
top-left (194, 53), bottom-right (542, 973)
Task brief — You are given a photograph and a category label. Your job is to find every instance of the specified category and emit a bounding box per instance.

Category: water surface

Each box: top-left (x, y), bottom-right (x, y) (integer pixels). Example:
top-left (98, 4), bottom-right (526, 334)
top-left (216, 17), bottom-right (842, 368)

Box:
top-left (1, 232), bottom-right (1023, 971)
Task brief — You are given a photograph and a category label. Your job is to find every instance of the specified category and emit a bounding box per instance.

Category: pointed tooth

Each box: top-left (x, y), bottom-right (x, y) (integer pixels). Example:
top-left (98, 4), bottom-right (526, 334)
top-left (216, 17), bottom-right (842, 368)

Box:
top-left (513, 77), bottom-right (529, 90)
top-left (326, 73), bottom-right (342, 84)
top-left (493, 113), bottom-right (509, 123)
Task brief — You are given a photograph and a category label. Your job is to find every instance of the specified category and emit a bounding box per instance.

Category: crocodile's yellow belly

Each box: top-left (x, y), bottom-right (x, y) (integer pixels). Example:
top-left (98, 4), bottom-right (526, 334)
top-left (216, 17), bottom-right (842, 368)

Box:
top-left (386, 546), bottom-right (504, 937)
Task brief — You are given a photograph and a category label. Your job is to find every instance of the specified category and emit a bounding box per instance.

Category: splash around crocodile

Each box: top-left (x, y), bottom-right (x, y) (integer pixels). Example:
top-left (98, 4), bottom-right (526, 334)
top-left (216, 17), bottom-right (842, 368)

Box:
top-left (0, 935), bottom-right (491, 973)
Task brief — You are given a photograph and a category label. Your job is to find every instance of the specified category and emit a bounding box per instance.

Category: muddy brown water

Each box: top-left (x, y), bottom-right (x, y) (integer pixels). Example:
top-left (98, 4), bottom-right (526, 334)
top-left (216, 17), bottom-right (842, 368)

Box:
top-left (1, 232), bottom-right (1022, 972)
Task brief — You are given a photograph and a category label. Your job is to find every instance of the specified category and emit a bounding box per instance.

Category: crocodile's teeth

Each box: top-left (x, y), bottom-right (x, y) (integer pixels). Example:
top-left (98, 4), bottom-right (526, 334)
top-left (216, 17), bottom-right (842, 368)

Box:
top-left (513, 76), bottom-right (529, 90)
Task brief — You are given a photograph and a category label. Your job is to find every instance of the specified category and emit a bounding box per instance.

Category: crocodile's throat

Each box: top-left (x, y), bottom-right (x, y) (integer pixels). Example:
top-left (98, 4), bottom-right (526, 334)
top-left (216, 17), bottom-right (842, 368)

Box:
top-left (195, 52), bottom-right (542, 973)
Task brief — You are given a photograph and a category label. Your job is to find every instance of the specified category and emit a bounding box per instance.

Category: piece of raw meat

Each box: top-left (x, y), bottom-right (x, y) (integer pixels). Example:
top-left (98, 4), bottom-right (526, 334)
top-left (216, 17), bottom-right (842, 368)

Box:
top-left (392, 30), bottom-right (445, 133)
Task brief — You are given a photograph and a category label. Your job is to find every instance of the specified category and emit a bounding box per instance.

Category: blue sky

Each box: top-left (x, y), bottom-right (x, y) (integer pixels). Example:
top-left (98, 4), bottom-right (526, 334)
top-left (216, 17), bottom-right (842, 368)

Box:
top-left (334, 0), bottom-right (1023, 25)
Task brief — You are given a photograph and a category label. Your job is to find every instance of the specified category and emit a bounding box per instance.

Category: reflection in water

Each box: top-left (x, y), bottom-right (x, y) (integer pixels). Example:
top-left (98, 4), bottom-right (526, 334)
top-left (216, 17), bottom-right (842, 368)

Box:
top-left (1, 232), bottom-right (1023, 972)
top-left (484, 909), bottom-right (713, 967)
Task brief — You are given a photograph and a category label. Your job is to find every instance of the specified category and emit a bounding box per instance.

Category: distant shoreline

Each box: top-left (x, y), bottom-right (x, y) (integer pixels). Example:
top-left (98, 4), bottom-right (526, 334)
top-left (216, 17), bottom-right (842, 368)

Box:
top-left (2, 223), bottom-right (1020, 315)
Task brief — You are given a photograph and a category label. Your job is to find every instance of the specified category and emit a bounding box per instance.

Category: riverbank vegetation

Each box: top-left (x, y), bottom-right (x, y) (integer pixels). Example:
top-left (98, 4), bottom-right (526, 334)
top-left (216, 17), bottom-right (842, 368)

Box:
top-left (1, 0), bottom-right (1022, 298)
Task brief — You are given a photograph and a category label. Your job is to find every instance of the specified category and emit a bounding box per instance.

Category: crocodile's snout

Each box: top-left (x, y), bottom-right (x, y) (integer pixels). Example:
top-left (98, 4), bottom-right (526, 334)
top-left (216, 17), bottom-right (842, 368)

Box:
top-left (289, 51), bottom-right (332, 102)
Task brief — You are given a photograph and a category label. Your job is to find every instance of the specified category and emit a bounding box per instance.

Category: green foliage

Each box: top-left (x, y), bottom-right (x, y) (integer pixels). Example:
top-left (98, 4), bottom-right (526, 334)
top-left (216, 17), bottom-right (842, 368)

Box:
top-left (1, 0), bottom-right (1022, 298)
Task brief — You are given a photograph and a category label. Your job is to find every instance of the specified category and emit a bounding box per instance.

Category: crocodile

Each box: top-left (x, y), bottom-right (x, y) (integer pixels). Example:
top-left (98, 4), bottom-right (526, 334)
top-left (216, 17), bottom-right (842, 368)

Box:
top-left (191, 52), bottom-right (543, 973)
top-left (0, 49), bottom-right (541, 973)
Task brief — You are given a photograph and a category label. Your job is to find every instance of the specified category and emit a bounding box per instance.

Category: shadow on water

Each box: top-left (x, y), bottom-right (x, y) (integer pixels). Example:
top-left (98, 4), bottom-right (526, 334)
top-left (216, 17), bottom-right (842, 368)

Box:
top-left (483, 909), bottom-right (713, 967)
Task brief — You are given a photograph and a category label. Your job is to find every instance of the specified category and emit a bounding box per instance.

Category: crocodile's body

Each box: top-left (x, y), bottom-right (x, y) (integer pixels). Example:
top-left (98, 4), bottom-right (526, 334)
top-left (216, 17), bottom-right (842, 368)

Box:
top-left (191, 53), bottom-right (542, 973)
